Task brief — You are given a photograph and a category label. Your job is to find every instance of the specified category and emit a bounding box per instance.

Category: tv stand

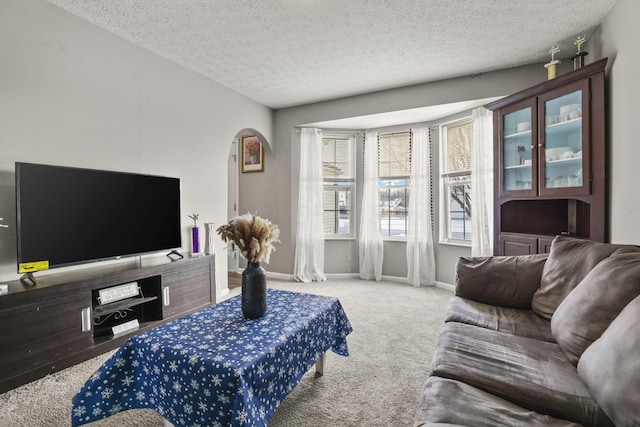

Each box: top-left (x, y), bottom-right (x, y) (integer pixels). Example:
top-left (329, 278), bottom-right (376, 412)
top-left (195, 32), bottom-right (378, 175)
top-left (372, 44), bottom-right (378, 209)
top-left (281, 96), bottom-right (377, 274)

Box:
top-left (0, 254), bottom-right (215, 394)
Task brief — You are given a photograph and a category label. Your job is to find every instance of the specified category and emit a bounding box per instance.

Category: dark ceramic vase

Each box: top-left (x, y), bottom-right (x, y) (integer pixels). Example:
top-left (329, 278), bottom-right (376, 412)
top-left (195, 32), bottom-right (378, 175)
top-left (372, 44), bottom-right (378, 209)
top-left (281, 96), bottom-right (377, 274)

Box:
top-left (241, 262), bottom-right (267, 319)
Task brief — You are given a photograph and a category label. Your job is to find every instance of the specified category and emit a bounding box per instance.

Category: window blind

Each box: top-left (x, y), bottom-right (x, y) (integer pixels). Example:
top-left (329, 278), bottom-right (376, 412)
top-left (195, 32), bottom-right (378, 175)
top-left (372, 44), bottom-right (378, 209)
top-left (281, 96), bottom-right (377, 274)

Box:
top-left (446, 121), bottom-right (473, 174)
top-left (378, 131), bottom-right (411, 178)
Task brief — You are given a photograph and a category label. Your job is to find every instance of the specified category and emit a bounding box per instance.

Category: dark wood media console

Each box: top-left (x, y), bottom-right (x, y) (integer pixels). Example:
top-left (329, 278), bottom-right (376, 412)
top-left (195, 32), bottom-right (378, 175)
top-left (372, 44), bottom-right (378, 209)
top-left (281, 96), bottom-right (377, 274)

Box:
top-left (0, 254), bottom-right (216, 394)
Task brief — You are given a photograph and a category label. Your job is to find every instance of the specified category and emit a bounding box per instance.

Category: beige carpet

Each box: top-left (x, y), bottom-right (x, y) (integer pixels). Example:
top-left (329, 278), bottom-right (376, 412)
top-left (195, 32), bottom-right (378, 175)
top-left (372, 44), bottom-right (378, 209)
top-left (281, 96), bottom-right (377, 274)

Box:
top-left (0, 278), bottom-right (452, 426)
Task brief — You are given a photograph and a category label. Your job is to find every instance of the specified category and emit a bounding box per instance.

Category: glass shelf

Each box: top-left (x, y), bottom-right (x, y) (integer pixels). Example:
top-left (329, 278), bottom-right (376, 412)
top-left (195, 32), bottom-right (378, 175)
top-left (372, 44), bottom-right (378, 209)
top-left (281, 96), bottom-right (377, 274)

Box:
top-left (546, 156), bottom-right (582, 166)
top-left (504, 130), bottom-right (532, 139)
top-left (546, 118), bottom-right (581, 135)
top-left (505, 164), bottom-right (532, 170)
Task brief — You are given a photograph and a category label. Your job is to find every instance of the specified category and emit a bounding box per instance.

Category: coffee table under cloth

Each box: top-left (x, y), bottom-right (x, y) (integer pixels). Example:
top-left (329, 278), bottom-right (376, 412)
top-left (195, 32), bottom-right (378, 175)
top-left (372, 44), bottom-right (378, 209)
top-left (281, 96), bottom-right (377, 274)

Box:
top-left (71, 289), bottom-right (353, 427)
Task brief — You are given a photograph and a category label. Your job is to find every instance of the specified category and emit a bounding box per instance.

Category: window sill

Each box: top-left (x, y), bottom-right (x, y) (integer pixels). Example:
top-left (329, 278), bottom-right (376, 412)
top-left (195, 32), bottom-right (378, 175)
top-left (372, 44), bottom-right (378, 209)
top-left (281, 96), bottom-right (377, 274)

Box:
top-left (325, 236), bottom-right (356, 241)
top-left (439, 239), bottom-right (472, 248)
top-left (382, 236), bottom-right (407, 242)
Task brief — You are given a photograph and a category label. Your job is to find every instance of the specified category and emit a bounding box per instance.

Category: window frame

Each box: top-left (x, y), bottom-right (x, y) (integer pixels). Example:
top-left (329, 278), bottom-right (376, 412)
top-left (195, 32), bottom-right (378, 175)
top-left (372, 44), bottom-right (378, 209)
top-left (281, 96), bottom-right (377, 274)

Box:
top-left (439, 117), bottom-right (473, 246)
top-left (322, 134), bottom-right (356, 240)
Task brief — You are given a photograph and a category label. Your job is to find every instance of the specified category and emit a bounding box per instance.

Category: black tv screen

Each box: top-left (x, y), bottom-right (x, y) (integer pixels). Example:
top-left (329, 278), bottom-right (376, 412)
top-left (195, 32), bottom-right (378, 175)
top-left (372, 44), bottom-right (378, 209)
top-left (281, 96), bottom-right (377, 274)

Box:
top-left (16, 162), bottom-right (182, 274)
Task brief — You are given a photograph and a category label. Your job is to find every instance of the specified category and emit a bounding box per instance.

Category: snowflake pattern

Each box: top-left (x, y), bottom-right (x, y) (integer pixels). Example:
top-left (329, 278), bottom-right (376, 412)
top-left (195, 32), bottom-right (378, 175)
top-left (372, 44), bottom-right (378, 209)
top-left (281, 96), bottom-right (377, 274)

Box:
top-left (71, 289), bottom-right (352, 427)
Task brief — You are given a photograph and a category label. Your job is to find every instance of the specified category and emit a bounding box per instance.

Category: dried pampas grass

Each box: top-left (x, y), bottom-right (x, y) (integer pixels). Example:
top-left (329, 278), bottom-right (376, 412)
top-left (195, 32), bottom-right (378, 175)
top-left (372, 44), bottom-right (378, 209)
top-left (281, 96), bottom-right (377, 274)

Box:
top-left (217, 213), bottom-right (280, 263)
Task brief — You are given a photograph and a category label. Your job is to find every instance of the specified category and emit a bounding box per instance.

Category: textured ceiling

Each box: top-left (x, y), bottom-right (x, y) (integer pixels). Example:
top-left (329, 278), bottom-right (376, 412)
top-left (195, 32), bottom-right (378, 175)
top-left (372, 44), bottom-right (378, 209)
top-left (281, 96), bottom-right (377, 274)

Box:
top-left (45, 0), bottom-right (617, 109)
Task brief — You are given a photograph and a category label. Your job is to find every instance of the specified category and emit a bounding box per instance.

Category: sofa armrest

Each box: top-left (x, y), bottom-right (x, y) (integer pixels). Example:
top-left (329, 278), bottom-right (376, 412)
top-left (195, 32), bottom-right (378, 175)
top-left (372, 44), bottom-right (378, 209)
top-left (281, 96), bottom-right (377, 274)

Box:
top-left (455, 254), bottom-right (548, 309)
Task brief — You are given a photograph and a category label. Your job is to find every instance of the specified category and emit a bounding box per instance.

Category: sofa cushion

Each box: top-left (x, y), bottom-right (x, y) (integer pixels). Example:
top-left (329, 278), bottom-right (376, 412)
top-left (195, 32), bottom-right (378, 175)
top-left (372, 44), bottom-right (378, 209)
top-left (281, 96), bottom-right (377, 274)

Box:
top-left (430, 322), bottom-right (613, 427)
top-left (532, 236), bottom-right (628, 319)
top-left (455, 254), bottom-right (547, 309)
top-left (445, 296), bottom-right (553, 342)
top-left (551, 248), bottom-right (640, 364)
top-left (578, 295), bottom-right (640, 427)
top-left (416, 377), bottom-right (582, 427)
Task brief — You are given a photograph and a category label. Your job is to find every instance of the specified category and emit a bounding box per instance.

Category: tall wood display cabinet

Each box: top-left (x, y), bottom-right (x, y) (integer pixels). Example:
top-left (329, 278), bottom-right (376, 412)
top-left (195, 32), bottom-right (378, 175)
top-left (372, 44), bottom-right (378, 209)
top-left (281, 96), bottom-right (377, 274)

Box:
top-left (485, 58), bottom-right (607, 255)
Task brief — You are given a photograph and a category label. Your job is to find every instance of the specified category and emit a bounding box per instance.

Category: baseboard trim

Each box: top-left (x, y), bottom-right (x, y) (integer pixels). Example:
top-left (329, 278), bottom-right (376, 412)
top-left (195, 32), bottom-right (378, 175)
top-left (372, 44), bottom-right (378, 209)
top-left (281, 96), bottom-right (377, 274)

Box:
top-left (435, 281), bottom-right (455, 292)
top-left (266, 271), bottom-right (295, 281)
top-left (258, 270), bottom-right (455, 292)
top-left (381, 275), bottom-right (406, 283)
top-left (382, 275), bottom-right (454, 292)
top-left (326, 273), bottom-right (360, 280)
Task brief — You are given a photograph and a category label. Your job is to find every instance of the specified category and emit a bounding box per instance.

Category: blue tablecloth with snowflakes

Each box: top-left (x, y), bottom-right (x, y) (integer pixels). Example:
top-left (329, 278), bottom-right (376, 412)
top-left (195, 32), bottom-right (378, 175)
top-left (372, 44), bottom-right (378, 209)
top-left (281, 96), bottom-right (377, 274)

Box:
top-left (71, 289), bottom-right (352, 427)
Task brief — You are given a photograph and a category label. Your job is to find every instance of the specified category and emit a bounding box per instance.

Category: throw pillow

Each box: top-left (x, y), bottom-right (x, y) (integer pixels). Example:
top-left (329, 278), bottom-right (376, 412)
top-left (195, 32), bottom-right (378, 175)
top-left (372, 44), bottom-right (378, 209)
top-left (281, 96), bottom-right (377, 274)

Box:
top-left (551, 248), bottom-right (640, 364)
top-left (531, 236), bottom-right (629, 319)
top-left (578, 295), bottom-right (640, 427)
top-left (455, 254), bottom-right (548, 309)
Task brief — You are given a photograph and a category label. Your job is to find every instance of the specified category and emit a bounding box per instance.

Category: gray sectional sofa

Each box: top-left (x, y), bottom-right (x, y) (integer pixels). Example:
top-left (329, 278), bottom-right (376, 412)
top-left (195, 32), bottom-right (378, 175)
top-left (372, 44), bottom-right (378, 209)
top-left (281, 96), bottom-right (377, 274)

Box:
top-left (415, 236), bottom-right (640, 427)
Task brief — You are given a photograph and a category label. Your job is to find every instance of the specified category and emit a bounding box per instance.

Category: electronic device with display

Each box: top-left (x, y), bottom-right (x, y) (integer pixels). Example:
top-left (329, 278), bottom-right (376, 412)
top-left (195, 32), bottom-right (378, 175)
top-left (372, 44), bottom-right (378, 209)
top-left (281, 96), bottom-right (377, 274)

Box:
top-left (15, 162), bottom-right (182, 285)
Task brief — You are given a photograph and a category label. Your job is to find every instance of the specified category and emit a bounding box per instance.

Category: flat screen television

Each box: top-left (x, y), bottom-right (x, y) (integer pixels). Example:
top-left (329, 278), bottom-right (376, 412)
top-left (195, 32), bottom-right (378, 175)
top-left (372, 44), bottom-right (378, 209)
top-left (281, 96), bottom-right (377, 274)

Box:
top-left (16, 162), bottom-right (182, 280)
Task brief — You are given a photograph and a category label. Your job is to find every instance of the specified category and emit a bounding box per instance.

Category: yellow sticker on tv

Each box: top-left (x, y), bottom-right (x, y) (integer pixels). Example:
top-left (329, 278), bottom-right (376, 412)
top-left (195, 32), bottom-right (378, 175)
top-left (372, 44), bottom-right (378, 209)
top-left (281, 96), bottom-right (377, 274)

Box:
top-left (18, 261), bottom-right (50, 274)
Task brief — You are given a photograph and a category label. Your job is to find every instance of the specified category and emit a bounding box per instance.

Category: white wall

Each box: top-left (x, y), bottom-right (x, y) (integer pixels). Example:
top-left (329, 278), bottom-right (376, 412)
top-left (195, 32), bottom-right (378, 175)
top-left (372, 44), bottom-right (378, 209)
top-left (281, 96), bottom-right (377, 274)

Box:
top-left (0, 0), bottom-right (272, 292)
top-left (591, 0), bottom-right (640, 244)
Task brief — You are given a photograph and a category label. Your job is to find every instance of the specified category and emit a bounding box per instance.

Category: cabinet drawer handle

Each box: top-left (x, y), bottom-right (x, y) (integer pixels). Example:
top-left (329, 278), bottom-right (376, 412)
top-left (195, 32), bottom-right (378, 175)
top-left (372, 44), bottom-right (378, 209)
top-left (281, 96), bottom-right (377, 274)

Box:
top-left (530, 145), bottom-right (535, 149)
top-left (81, 307), bottom-right (92, 332)
top-left (538, 143), bottom-right (543, 148)
top-left (163, 286), bottom-right (170, 306)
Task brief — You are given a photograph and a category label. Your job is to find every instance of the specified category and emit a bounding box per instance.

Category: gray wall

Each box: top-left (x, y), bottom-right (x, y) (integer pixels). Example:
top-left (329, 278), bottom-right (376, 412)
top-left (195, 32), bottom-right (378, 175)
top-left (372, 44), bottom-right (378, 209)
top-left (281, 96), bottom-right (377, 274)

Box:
top-left (261, 0), bottom-right (638, 284)
top-left (267, 65), bottom-right (548, 285)
top-left (3, 0), bottom-right (634, 289)
top-left (589, 0), bottom-right (640, 245)
top-left (0, 0), bottom-right (272, 293)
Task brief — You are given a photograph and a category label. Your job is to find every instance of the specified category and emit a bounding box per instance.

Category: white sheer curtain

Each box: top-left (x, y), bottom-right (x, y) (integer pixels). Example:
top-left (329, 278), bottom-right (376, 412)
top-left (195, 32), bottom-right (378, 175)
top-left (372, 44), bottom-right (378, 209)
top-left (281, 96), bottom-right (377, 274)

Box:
top-left (359, 132), bottom-right (384, 280)
top-left (294, 127), bottom-right (327, 282)
top-left (406, 127), bottom-right (436, 286)
top-left (471, 107), bottom-right (494, 257)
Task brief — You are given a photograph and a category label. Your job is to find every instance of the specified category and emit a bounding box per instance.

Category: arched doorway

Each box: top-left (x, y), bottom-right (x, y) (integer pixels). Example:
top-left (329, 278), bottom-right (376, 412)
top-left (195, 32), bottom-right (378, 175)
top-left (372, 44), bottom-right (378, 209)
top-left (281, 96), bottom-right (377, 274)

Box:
top-left (227, 129), bottom-right (271, 288)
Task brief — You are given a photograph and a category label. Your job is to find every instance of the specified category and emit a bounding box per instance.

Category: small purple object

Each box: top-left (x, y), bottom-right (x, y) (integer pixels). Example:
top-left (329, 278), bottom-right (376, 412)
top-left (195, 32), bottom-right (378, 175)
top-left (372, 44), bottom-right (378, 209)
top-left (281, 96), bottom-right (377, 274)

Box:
top-left (192, 227), bottom-right (200, 253)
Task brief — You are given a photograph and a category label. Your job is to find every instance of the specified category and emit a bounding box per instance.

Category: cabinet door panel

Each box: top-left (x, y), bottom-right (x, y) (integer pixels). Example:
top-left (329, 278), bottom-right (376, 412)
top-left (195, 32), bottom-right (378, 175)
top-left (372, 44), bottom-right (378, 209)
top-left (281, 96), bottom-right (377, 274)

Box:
top-left (499, 233), bottom-right (538, 256)
top-left (539, 80), bottom-right (591, 196)
top-left (538, 236), bottom-right (555, 254)
top-left (162, 263), bottom-right (212, 318)
top-left (498, 99), bottom-right (538, 197)
top-left (0, 293), bottom-right (92, 379)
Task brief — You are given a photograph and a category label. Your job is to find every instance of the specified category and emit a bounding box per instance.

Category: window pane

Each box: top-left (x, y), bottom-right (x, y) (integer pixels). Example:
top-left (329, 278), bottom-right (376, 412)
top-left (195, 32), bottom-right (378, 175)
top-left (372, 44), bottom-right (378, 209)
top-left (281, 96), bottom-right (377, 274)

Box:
top-left (449, 183), bottom-right (471, 240)
top-left (379, 183), bottom-right (408, 236)
top-left (446, 121), bottom-right (472, 173)
top-left (322, 137), bottom-right (353, 178)
top-left (323, 185), bottom-right (351, 235)
top-left (378, 132), bottom-right (411, 178)
top-left (464, 210), bottom-right (471, 241)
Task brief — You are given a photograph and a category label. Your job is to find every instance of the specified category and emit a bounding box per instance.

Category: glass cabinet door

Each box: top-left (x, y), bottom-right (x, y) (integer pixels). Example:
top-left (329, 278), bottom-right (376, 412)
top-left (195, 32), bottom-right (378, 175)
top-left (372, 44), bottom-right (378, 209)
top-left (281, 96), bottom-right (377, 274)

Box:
top-left (501, 103), bottom-right (535, 194)
top-left (540, 81), bottom-right (590, 195)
